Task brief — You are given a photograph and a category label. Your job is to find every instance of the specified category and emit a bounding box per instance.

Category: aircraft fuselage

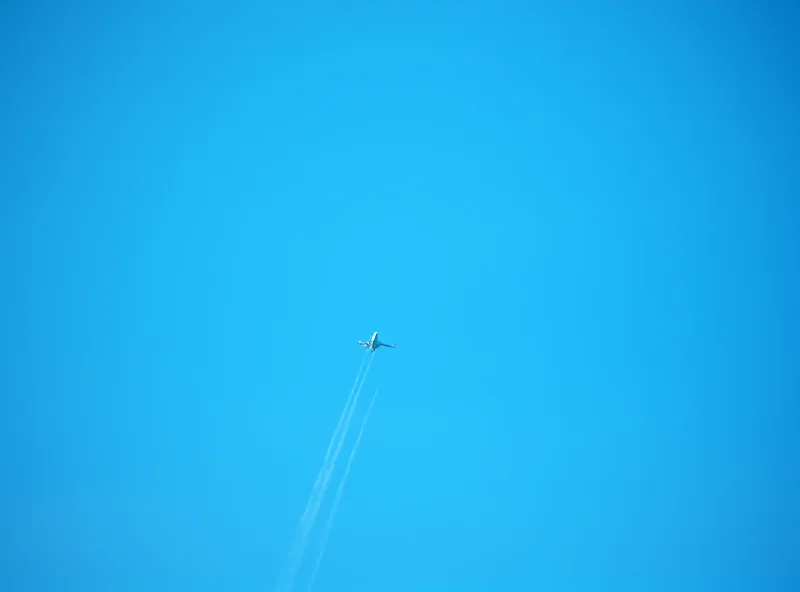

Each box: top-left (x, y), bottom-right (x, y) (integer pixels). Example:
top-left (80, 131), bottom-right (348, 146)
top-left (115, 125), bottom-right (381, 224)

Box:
top-left (359, 331), bottom-right (393, 351)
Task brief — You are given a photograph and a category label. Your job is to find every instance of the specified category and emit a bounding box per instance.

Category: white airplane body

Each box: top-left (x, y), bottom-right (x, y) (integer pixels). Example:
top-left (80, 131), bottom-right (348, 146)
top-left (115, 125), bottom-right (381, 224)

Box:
top-left (358, 332), bottom-right (395, 352)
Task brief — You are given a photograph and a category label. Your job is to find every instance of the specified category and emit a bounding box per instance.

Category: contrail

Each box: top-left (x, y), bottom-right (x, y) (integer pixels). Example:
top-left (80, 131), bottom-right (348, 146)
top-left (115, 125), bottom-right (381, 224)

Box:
top-left (313, 353), bottom-right (374, 512)
top-left (278, 352), bottom-right (373, 592)
top-left (307, 388), bottom-right (380, 592)
top-left (295, 354), bottom-right (374, 559)
top-left (291, 352), bottom-right (368, 545)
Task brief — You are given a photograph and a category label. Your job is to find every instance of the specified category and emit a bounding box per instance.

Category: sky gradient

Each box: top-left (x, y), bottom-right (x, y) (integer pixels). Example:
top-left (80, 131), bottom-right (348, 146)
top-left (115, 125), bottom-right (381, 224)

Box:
top-left (3, 0), bottom-right (799, 590)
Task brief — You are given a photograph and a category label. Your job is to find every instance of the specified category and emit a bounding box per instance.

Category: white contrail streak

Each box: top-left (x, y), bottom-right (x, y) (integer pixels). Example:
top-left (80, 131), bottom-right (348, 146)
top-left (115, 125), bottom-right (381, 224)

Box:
top-left (278, 352), bottom-right (368, 592)
top-left (312, 354), bottom-right (373, 512)
top-left (278, 351), bottom-right (373, 592)
top-left (307, 388), bottom-right (380, 592)
top-left (291, 352), bottom-right (368, 543)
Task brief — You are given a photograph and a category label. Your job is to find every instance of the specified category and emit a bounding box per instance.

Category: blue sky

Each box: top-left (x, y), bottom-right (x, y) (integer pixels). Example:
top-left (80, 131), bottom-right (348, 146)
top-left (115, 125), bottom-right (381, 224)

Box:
top-left (3, 0), bottom-right (799, 590)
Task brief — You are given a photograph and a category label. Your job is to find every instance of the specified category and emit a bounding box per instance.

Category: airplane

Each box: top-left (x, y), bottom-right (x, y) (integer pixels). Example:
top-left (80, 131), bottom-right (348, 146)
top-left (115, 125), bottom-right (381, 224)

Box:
top-left (358, 332), bottom-right (396, 352)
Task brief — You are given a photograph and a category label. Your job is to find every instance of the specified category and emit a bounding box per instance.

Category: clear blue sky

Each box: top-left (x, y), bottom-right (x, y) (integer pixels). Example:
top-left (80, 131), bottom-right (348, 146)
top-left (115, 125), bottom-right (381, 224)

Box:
top-left (3, 0), bottom-right (799, 590)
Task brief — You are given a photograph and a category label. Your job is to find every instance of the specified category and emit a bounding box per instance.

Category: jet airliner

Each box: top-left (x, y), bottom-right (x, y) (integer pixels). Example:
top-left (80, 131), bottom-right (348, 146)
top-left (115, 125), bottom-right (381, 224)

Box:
top-left (358, 332), bottom-right (395, 352)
